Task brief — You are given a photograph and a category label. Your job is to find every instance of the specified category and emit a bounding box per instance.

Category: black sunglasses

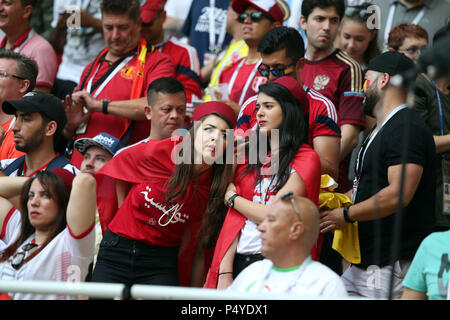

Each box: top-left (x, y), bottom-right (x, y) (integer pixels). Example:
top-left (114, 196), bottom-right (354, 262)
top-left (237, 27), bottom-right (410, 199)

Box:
top-left (257, 62), bottom-right (296, 78)
top-left (10, 242), bottom-right (39, 270)
top-left (345, 6), bottom-right (371, 21)
top-left (237, 11), bottom-right (273, 23)
top-left (280, 192), bottom-right (302, 221)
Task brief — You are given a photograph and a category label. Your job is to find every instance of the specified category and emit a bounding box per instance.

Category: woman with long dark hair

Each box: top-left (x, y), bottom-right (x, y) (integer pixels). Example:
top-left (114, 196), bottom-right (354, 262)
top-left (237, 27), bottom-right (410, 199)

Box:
top-left (336, 2), bottom-right (381, 72)
top-left (91, 101), bottom-right (237, 287)
top-left (0, 170), bottom-right (96, 299)
top-left (204, 77), bottom-right (322, 289)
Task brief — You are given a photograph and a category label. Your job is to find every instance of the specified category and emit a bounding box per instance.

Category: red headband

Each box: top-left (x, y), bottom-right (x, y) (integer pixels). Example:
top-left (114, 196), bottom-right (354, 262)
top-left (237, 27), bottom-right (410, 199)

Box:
top-left (193, 101), bottom-right (237, 128)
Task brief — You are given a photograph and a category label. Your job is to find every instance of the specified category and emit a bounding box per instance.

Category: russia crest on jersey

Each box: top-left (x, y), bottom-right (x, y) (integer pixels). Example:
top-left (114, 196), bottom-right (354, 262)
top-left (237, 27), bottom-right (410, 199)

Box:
top-left (252, 76), bottom-right (267, 92)
top-left (313, 74), bottom-right (330, 91)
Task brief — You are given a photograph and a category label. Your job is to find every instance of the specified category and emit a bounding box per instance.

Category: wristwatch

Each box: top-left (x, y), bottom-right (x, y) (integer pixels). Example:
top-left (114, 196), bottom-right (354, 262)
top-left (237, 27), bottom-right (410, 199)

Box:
top-left (343, 206), bottom-right (355, 223)
top-left (102, 99), bottom-right (111, 114)
top-left (227, 193), bottom-right (240, 208)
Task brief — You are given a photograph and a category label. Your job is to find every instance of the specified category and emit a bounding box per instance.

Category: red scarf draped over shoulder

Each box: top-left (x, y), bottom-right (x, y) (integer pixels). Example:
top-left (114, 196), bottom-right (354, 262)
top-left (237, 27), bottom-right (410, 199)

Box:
top-left (95, 136), bottom-right (209, 286)
top-left (203, 143), bottom-right (322, 288)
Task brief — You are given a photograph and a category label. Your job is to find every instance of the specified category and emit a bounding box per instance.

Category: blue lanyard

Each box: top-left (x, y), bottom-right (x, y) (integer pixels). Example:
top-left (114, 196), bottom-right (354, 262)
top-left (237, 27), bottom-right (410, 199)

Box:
top-left (433, 80), bottom-right (444, 136)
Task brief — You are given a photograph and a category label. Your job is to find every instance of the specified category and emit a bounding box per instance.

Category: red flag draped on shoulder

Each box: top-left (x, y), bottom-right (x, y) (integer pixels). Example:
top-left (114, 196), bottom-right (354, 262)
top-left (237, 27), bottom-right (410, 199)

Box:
top-left (95, 136), bottom-right (180, 234)
top-left (204, 144), bottom-right (321, 288)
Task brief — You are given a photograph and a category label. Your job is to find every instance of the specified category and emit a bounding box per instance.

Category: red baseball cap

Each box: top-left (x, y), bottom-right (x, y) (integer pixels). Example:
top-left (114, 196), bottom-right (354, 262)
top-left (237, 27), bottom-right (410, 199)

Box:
top-left (273, 76), bottom-right (309, 114)
top-left (231, 0), bottom-right (285, 24)
top-left (141, 0), bottom-right (166, 24)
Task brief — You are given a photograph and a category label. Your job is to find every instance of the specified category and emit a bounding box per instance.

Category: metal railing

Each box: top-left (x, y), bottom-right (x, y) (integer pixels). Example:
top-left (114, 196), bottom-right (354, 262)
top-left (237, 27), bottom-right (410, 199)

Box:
top-left (0, 280), bottom-right (356, 300)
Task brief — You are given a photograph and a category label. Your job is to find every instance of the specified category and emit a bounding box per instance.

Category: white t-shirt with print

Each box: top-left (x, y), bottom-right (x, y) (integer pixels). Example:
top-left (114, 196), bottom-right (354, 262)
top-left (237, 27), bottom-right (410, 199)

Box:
top-left (0, 212), bottom-right (95, 300)
top-left (228, 258), bottom-right (348, 298)
top-left (237, 169), bottom-right (295, 254)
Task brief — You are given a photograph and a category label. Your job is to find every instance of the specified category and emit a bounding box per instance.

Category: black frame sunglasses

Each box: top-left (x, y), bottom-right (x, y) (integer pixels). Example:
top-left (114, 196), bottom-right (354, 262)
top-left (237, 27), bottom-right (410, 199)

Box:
top-left (237, 11), bottom-right (273, 23)
top-left (257, 62), bottom-right (297, 78)
top-left (10, 242), bottom-right (39, 270)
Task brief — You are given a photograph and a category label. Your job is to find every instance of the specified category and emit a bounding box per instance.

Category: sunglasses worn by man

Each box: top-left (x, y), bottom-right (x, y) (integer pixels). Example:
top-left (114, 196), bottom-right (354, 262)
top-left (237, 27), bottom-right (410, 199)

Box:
top-left (257, 62), bottom-right (296, 78)
top-left (237, 11), bottom-right (274, 23)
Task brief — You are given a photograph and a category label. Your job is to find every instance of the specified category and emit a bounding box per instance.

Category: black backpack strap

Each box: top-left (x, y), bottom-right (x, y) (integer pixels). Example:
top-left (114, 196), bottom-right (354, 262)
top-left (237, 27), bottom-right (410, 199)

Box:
top-left (3, 155), bottom-right (74, 176)
top-left (46, 155), bottom-right (73, 170)
top-left (3, 156), bottom-right (26, 176)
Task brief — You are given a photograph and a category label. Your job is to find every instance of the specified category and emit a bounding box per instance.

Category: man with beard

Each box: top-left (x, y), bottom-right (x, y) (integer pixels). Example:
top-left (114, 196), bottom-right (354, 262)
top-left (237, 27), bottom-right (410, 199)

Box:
top-left (0, 91), bottom-right (78, 177)
top-left (319, 51), bottom-right (436, 299)
top-left (0, 50), bottom-right (38, 161)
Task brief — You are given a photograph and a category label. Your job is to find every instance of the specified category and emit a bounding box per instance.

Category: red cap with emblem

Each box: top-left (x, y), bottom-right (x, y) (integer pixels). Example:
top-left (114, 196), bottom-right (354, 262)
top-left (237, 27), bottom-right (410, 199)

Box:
top-left (141, 0), bottom-right (167, 24)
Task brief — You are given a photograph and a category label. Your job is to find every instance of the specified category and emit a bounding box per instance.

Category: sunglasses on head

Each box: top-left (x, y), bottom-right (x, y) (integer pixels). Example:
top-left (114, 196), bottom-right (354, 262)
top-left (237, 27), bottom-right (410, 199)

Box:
top-left (281, 192), bottom-right (302, 221)
top-left (345, 6), bottom-right (371, 21)
top-left (237, 11), bottom-right (273, 23)
top-left (257, 62), bottom-right (296, 78)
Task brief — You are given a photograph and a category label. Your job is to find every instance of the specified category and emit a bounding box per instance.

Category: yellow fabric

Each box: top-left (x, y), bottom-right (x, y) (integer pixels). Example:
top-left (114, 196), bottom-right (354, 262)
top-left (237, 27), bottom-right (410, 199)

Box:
top-left (203, 39), bottom-right (249, 102)
top-left (318, 175), bottom-right (361, 264)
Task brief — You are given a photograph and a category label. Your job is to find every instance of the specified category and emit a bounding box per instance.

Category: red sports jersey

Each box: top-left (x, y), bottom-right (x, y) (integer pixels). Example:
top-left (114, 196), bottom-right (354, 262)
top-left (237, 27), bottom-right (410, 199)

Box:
top-left (237, 85), bottom-right (341, 146)
top-left (157, 36), bottom-right (202, 108)
top-left (95, 137), bottom-right (212, 286)
top-left (71, 45), bottom-right (175, 168)
top-left (300, 49), bottom-right (364, 192)
top-left (300, 49), bottom-right (364, 128)
top-left (204, 144), bottom-right (322, 288)
top-left (219, 57), bottom-right (267, 106)
top-left (96, 137), bottom-right (210, 246)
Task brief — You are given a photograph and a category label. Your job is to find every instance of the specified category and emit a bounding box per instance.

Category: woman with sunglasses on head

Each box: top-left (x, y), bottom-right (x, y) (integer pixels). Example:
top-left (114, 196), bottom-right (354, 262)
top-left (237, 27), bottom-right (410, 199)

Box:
top-left (204, 76), bottom-right (321, 289)
top-left (336, 2), bottom-right (381, 72)
top-left (0, 170), bottom-right (96, 300)
top-left (91, 101), bottom-right (237, 289)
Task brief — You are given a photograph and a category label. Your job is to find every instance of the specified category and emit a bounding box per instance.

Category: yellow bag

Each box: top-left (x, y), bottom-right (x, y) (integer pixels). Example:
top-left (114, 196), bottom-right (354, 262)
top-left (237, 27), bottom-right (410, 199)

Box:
top-left (318, 175), bottom-right (361, 264)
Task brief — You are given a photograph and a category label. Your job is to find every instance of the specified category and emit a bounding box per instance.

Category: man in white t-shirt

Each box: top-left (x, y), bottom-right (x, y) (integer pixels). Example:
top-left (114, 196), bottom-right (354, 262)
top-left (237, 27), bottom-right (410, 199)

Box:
top-left (228, 193), bottom-right (347, 297)
top-left (49, 0), bottom-right (105, 100)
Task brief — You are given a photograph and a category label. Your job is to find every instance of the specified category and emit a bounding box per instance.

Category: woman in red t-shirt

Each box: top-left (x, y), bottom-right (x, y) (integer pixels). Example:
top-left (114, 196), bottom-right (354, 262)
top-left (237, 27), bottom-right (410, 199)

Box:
top-left (91, 101), bottom-right (237, 288)
top-left (204, 77), bottom-right (322, 289)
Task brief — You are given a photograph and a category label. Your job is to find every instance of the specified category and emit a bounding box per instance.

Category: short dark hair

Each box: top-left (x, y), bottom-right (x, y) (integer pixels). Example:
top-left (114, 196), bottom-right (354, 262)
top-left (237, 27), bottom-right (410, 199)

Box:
top-left (39, 112), bottom-right (66, 155)
top-left (258, 26), bottom-right (305, 62)
top-left (301, 0), bottom-right (345, 21)
top-left (147, 77), bottom-right (186, 106)
top-left (101, 0), bottom-right (141, 22)
top-left (0, 49), bottom-right (38, 92)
